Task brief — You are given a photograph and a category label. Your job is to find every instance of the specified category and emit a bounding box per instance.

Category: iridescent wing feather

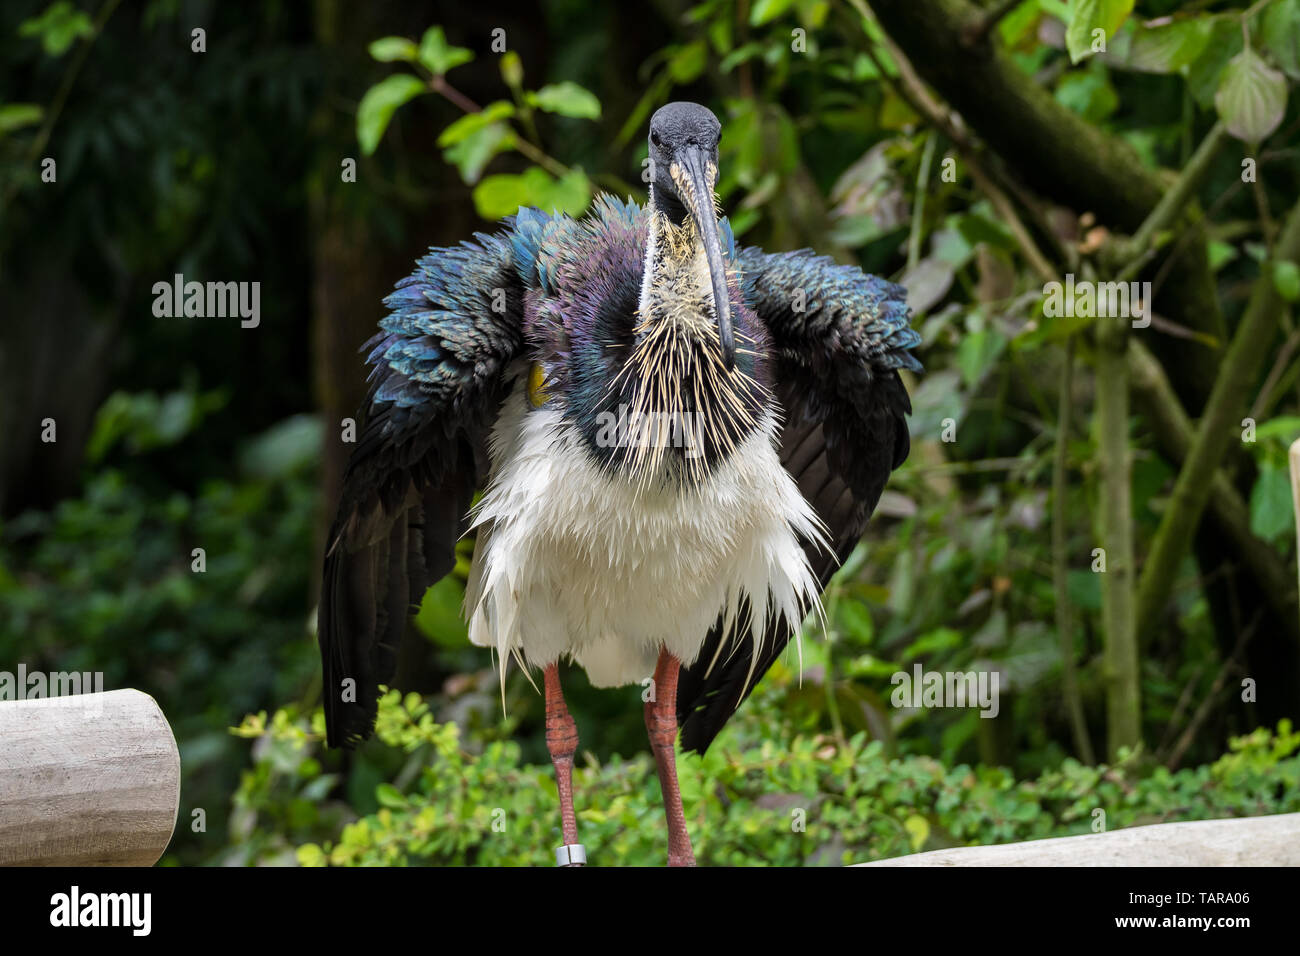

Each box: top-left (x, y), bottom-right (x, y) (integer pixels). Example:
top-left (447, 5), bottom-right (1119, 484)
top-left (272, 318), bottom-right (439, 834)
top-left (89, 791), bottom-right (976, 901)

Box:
top-left (319, 212), bottom-right (554, 746)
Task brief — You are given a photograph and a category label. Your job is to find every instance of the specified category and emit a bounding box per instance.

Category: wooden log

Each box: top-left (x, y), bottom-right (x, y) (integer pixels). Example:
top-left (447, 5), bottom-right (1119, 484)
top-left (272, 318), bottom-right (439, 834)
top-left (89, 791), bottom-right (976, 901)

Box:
top-left (0, 688), bottom-right (179, 866)
top-left (858, 812), bottom-right (1300, 866)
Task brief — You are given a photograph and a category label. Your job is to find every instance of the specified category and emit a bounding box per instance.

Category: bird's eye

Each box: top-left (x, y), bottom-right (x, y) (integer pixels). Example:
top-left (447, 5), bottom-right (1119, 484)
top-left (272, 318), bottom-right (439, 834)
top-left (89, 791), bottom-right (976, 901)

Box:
top-left (650, 130), bottom-right (662, 148)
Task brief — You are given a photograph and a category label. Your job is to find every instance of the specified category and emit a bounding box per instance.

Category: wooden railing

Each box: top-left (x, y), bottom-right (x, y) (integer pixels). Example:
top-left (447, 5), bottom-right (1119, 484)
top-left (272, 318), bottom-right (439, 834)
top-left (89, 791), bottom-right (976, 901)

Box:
top-left (859, 813), bottom-right (1300, 865)
top-left (0, 689), bottom-right (179, 866)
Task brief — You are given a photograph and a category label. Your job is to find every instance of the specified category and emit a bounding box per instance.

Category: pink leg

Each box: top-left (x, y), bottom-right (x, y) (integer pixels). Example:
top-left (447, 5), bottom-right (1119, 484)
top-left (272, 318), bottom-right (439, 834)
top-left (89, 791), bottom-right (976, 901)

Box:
top-left (544, 663), bottom-right (584, 866)
top-left (644, 648), bottom-right (696, 867)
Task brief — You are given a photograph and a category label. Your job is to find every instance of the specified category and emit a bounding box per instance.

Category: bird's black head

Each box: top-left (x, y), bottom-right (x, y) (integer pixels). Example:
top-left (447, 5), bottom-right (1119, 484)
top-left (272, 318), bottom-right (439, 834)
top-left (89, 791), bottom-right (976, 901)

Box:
top-left (648, 102), bottom-right (721, 220)
top-left (646, 102), bottom-right (734, 368)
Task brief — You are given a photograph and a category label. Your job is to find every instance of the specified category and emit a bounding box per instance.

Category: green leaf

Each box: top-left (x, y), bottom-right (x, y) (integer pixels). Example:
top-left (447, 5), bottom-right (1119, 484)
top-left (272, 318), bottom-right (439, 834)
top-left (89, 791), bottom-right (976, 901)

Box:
top-left (668, 40), bottom-right (708, 83)
top-left (1254, 416), bottom-right (1300, 444)
top-left (903, 814), bottom-right (930, 851)
top-left (1186, 17), bottom-right (1243, 107)
top-left (19, 1), bottom-right (93, 57)
top-left (530, 82), bottom-right (601, 120)
top-left (443, 122), bottom-right (514, 184)
top-left (418, 26), bottom-right (473, 76)
top-left (500, 50), bottom-right (524, 89)
top-left (296, 844), bottom-right (326, 867)
top-left (473, 172), bottom-right (536, 221)
top-left (414, 576), bottom-right (469, 648)
top-left (1065, 0), bottom-right (1135, 64)
top-left (720, 42), bottom-right (765, 74)
top-left (956, 328), bottom-right (1008, 389)
top-left (1116, 18), bottom-right (1212, 74)
top-left (356, 74), bottom-right (427, 155)
top-left (368, 37), bottom-right (417, 62)
top-left (0, 103), bottom-right (43, 135)
top-left (472, 167), bottom-right (592, 221)
top-left (1055, 64), bottom-right (1118, 121)
top-left (998, 2), bottom-right (1041, 49)
top-left (436, 101), bottom-right (515, 147)
top-left (1215, 48), bottom-right (1287, 143)
top-left (1249, 462), bottom-right (1294, 542)
top-left (1262, 0), bottom-right (1300, 79)
top-left (835, 600), bottom-right (875, 643)
top-left (750, 0), bottom-right (796, 25)
top-left (899, 257), bottom-right (955, 315)
top-left (540, 168), bottom-right (593, 215)
top-left (375, 783), bottom-right (408, 809)
top-left (1275, 261), bottom-right (1300, 303)
top-left (902, 627), bottom-right (963, 661)
top-left (954, 211), bottom-right (1015, 251)
top-left (1208, 239), bottom-right (1239, 272)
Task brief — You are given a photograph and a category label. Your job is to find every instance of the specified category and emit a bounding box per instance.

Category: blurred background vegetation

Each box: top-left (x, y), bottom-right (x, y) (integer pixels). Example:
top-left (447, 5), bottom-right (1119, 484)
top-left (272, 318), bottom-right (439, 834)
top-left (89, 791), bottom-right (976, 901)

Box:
top-left (2, 0), bottom-right (1298, 866)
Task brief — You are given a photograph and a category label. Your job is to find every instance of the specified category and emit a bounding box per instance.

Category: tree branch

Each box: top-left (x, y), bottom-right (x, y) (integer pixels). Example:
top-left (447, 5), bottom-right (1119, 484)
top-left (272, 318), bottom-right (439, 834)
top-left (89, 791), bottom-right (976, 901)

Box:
top-left (1114, 123), bottom-right (1228, 284)
top-left (1128, 339), bottom-right (1298, 637)
top-left (1052, 336), bottom-right (1096, 763)
top-left (1095, 294), bottom-right (1140, 758)
top-left (1135, 201), bottom-right (1300, 642)
top-left (960, 0), bottom-right (1025, 49)
top-left (866, 0), bottom-right (1226, 413)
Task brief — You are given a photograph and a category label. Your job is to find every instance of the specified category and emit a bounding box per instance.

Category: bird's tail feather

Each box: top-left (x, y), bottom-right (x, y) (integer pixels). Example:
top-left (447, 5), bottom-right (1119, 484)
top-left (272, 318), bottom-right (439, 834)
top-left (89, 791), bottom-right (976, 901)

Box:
top-left (320, 468), bottom-right (470, 748)
top-left (320, 492), bottom-right (411, 748)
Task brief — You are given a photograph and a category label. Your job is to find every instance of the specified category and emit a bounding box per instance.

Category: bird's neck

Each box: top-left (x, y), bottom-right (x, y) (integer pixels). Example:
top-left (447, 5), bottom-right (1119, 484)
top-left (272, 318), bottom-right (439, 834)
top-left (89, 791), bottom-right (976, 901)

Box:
top-left (637, 202), bottom-right (718, 341)
top-left (588, 201), bottom-right (768, 486)
top-left (648, 181), bottom-right (689, 226)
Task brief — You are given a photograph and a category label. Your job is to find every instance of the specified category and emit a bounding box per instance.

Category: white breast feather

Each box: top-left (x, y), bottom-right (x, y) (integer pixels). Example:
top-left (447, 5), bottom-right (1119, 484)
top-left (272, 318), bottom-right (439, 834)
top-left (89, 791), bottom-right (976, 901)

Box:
top-left (464, 383), bottom-right (829, 696)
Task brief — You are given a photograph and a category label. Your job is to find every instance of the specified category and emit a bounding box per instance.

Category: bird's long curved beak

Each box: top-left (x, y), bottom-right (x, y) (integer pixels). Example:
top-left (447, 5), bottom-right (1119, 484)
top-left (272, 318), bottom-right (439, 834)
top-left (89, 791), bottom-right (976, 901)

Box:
top-left (674, 146), bottom-right (735, 370)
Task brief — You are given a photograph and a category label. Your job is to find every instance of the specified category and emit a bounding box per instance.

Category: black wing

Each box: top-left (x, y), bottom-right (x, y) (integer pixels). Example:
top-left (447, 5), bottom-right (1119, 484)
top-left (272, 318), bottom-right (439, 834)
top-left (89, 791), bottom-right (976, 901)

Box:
top-left (319, 222), bottom-right (537, 748)
top-left (676, 247), bottom-right (921, 753)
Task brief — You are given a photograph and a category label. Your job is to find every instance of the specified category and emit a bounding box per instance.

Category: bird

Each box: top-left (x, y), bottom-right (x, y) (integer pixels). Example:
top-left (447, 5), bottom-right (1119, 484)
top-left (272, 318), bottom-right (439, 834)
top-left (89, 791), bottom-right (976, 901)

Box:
top-left (319, 101), bottom-right (921, 867)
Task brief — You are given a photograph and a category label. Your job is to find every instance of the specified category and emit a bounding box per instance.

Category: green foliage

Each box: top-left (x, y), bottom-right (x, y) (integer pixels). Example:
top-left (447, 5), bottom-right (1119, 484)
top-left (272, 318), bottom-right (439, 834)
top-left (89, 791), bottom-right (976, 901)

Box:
top-left (1066, 0), bottom-right (1135, 64)
top-left (227, 692), bottom-right (1300, 866)
top-left (473, 167), bottom-right (592, 220)
top-left (529, 82), bottom-right (602, 120)
top-left (357, 23), bottom-right (602, 218)
top-left (356, 74), bottom-right (428, 156)
top-left (85, 384), bottom-right (228, 461)
top-left (1215, 48), bottom-right (1287, 143)
top-left (19, 1), bottom-right (92, 57)
top-left (1262, 0), bottom-right (1300, 78)
top-left (0, 102), bottom-right (42, 134)
top-left (1244, 415), bottom-right (1300, 545)
top-left (417, 26), bottom-right (474, 77)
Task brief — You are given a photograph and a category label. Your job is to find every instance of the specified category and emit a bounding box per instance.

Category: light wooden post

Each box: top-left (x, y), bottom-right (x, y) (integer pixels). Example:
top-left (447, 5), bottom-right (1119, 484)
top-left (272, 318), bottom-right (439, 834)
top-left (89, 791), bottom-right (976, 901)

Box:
top-left (0, 688), bottom-right (180, 866)
top-left (858, 812), bottom-right (1300, 866)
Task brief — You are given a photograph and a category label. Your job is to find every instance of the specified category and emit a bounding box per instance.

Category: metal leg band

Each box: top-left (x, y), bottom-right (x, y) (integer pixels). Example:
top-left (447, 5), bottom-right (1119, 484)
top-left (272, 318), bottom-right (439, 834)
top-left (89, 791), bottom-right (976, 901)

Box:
top-left (555, 843), bottom-right (587, 866)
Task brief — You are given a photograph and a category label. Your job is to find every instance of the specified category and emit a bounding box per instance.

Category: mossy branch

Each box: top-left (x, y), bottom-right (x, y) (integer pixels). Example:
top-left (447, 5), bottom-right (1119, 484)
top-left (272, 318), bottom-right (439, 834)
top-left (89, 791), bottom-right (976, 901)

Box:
top-left (1135, 201), bottom-right (1300, 641)
top-left (1129, 341), bottom-right (1299, 635)
top-left (1094, 292), bottom-right (1140, 759)
top-left (867, 0), bottom-right (1226, 411)
top-left (1052, 337), bottom-right (1096, 764)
